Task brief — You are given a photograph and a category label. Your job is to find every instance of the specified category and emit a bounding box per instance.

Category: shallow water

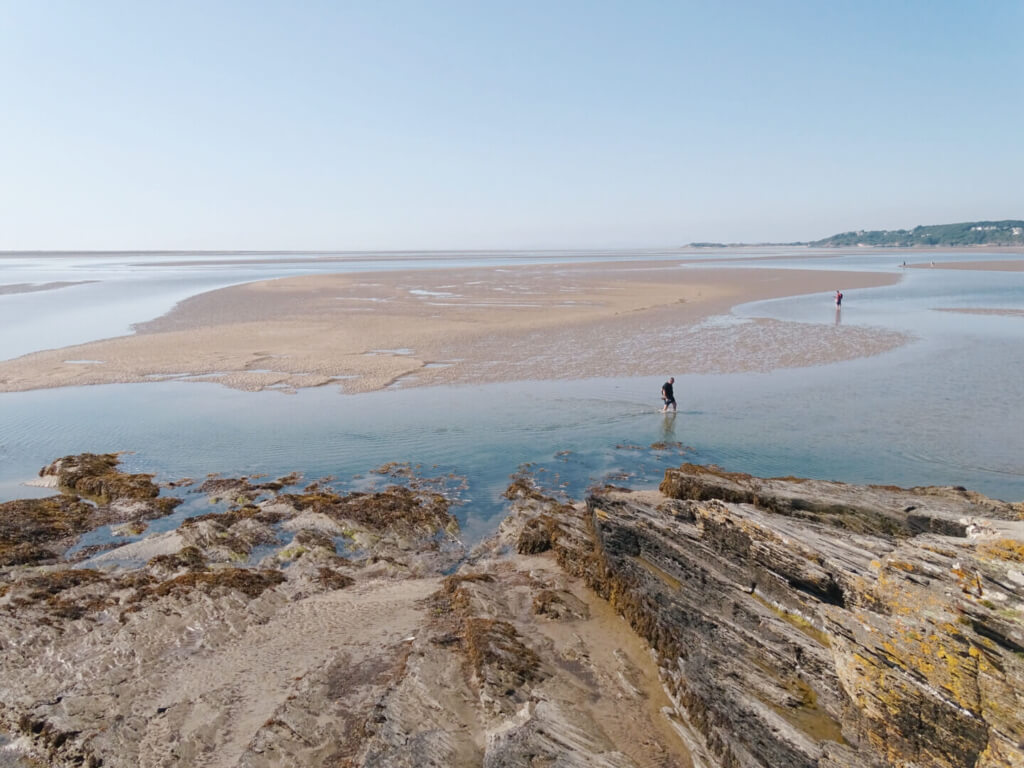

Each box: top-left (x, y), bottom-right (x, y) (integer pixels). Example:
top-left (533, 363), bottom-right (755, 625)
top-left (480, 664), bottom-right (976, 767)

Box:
top-left (1, 338), bottom-right (1022, 549)
top-left (0, 735), bottom-right (37, 768)
top-left (1, 249), bottom-right (1022, 547)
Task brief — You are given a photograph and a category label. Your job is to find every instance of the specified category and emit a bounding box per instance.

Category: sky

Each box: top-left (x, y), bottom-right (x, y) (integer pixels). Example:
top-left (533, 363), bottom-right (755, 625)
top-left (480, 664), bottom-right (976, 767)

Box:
top-left (1, 0), bottom-right (1022, 250)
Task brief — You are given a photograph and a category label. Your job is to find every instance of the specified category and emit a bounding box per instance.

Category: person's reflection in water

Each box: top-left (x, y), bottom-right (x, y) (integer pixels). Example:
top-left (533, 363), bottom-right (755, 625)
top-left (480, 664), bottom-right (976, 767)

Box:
top-left (835, 306), bottom-right (842, 326)
top-left (661, 410), bottom-right (677, 442)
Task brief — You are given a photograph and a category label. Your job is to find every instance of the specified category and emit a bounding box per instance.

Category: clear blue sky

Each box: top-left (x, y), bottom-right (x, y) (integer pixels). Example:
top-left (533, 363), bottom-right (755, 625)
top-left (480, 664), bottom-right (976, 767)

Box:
top-left (1, 1), bottom-right (1021, 250)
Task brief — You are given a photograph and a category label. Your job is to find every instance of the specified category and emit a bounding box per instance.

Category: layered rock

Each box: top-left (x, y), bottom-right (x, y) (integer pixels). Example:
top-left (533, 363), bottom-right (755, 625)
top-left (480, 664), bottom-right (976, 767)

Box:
top-left (2, 456), bottom-right (1023, 767)
top-left (537, 465), bottom-right (1024, 768)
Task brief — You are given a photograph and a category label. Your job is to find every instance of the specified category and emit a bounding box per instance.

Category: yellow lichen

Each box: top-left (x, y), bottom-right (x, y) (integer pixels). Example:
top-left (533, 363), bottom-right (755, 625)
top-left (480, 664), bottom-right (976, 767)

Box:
top-left (753, 594), bottom-right (832, 648)
top-left (634, 555), bottom-right (683, 591)
top-left (978, 538), bottom-right (1024, 563)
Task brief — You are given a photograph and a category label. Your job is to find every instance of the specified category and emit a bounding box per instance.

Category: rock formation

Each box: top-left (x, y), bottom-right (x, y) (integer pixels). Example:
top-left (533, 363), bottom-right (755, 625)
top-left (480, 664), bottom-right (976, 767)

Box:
top-left (2, 456), bottom-right (1023, 767)
top-left (0, 456), bottom-right (685, 767)
top-left (531, 465), bottom-right (1024, 768)
top-left (1, 454), bottom-right (180, 567)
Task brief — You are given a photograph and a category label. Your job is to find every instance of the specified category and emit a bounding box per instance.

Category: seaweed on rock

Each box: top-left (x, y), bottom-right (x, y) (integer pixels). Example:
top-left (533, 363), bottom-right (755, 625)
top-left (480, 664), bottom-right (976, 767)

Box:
top-left (0, 496), bottom-right (96, 566)
top-left (40, 453), bottom-right (165, 503)
top-left (282, 485), bottom-right (458, 538)
top-left (146, 567), bottom-right (286, 599)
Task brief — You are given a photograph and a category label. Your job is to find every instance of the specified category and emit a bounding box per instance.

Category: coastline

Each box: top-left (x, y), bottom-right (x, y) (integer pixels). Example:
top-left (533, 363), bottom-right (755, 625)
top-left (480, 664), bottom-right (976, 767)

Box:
top-left (2, 252), bottom-right (1022, 764)
top-left (0, 260), bottom-right (902, 394)
top-left (1, 454), bottom-right (1021, 766)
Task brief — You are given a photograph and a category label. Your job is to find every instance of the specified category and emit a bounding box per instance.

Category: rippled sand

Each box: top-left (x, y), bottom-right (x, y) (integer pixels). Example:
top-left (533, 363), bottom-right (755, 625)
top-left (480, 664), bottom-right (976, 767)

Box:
top-left (0, 261), bottom-right (902, 393)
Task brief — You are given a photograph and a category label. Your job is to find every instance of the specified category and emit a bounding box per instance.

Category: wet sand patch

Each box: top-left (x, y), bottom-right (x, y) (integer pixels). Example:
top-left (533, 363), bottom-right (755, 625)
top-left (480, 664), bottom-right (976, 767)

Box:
top-left (935, 307), bottom-right (1024, 318)
top-left (0, 280), bottom-right (98, 295)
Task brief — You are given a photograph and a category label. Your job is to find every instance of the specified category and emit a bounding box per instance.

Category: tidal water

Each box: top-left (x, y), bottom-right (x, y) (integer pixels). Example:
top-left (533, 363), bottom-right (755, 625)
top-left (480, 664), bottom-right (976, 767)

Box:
top-left (0, 735), bottom-right (39, 768)
top-left (1, 249), bottom-right (1022, 547)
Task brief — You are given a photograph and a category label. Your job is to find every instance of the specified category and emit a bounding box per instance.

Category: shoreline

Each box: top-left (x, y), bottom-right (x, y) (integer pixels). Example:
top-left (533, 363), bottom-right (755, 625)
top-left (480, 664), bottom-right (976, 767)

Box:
top-left (0, 260), bottom-right (903, 394)
top-left (1, 454), bottom-right (1022, 766)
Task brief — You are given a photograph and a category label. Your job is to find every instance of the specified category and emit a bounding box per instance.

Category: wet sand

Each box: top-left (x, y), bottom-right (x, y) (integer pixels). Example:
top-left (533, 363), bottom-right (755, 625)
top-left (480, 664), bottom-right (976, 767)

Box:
top-left (0, 260), bottom-right (902, 394)
top-left (936, 308), bottom-right (1024, 318)
top-left (0, 280), bottom-right (97, 295)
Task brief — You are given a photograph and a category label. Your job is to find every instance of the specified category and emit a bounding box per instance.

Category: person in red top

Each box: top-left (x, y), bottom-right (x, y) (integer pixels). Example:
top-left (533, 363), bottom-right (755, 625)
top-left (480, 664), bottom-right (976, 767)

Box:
top-left (835, 290), bottom-right (843, 307)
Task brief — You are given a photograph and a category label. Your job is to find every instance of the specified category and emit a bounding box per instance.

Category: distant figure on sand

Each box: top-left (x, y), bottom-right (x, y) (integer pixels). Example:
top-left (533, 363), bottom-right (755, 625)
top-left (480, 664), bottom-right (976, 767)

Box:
top-left (661, 377), bottom-right (677, 413)
top-left (834, 290), bottom-right (843, 307)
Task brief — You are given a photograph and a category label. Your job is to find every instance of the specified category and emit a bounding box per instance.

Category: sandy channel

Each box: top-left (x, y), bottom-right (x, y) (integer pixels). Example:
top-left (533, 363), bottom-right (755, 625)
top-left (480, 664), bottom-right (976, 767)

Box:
top-left (0, 261), bottom-right (903, 394)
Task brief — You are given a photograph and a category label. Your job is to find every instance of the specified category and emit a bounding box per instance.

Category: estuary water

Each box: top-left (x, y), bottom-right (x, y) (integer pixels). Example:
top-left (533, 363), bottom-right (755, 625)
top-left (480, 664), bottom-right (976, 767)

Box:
top-left (1, 248), bottom-right (1022, 546)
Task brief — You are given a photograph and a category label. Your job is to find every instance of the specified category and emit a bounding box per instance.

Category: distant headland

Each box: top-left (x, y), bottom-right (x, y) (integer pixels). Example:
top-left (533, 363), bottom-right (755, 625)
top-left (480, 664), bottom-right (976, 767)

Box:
top-left (690, 219), bottom-right (1024, 248)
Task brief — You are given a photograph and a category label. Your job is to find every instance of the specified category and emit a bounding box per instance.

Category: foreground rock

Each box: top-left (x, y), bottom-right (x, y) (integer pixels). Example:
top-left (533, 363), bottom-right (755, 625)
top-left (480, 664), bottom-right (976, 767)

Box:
top-left (0, 461), bottom-right (686, 767)
top-left (0, 454), bottom-right (181, 566)
top-left (2, 458), bottom-right (1023, 767)
top-left (540, 466), bottom-right (1024, 768)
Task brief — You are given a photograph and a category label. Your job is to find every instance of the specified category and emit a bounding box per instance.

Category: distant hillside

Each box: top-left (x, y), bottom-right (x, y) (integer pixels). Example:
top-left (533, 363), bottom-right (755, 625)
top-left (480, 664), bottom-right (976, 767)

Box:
top-left (687, 220), bottom-right (1024, 248)
top-left (808, 220), bottom-right (1024, 248)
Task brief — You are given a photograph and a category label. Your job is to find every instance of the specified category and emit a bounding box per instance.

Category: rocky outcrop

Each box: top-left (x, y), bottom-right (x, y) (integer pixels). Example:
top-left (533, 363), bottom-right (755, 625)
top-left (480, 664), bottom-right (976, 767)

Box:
top-left (40, 453), bottom-right (166, 506)
top-left (0, 460), bottom-right (687, 767)
top-left (2, 457), bottom-right (1023, 767)
top-left (0, 454), bottom-right (183, 566)
top-left (537, 465), bottom-right (1024, 768)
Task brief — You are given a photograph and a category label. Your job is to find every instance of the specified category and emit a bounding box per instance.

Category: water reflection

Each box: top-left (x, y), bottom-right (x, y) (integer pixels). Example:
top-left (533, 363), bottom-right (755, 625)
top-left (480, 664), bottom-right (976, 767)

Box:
top-left (660, 412), bottom-right (678, 442)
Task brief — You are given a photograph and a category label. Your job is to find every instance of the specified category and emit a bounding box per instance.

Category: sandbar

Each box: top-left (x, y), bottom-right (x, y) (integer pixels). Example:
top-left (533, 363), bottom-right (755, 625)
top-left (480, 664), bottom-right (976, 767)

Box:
top-left (0, 260), bottom-right (902, 394)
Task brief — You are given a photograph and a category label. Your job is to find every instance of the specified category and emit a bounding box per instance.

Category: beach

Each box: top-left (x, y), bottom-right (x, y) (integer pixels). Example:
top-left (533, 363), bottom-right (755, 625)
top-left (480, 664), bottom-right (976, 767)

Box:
top-left (0, 259), bottom-right (903, 394)
top-left (1, 253), bottom-right (1023, 766)
top-left (4, 3), bottom-right (1021, 762)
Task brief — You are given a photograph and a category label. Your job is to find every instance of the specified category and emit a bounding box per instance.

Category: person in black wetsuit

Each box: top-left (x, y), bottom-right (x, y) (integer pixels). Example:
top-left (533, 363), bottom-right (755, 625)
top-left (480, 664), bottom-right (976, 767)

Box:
top-left (835, 290), bottom-right (843, 307)
top-left (660, 377), bottom-right (676, 413)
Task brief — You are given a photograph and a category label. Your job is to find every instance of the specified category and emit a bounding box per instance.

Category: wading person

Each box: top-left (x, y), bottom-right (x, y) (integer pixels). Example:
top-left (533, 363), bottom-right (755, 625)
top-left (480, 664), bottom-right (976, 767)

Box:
top-left (661, 377), bottom-right (677, 413)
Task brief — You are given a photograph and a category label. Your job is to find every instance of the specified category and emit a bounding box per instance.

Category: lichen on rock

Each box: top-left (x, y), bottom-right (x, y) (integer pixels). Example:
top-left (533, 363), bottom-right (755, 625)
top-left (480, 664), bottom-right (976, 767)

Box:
top-left (577, 465), bottom-right (1024, 768)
